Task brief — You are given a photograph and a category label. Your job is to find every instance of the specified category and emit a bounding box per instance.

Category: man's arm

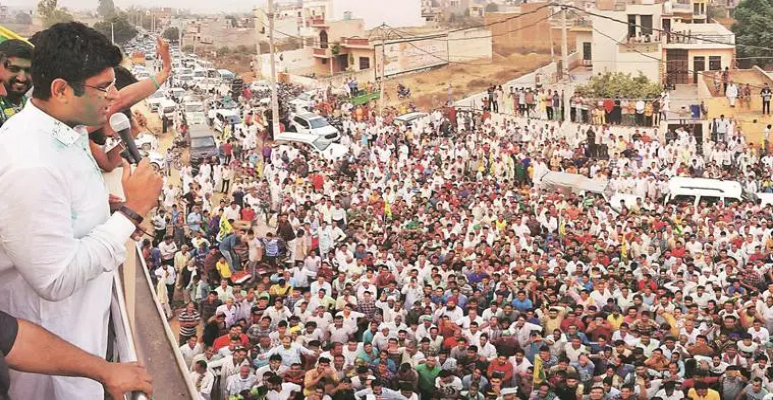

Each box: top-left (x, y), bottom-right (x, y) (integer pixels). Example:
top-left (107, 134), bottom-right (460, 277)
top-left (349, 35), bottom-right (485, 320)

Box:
top-left (2, 312), bottom-right (153, 398)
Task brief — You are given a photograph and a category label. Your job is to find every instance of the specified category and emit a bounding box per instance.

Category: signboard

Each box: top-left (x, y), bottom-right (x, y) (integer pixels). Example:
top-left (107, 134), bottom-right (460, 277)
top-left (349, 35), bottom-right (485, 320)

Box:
top-left (375, 35), bottom-right (448, 78)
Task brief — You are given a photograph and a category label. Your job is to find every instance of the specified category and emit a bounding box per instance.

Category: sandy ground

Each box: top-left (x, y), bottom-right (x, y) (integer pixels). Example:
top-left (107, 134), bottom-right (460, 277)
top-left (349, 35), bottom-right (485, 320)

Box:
top-left (381, 53), bottom-right (552, 109)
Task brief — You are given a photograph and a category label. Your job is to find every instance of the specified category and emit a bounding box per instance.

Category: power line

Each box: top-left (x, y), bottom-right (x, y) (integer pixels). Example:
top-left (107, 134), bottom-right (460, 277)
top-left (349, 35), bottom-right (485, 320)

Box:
top-left (589, 24), bottom-right (772, 94)
top-left (566, 4), bottom-right (773, 53)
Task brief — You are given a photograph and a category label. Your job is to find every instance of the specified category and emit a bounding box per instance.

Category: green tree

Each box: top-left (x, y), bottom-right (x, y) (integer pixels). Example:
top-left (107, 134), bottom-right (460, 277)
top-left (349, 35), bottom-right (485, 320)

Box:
top-left (218, 46), bottom-right (231, 55)
top-left (37, 0), bottom-right (73, 28)
top-left (15, 12), bottom-right (33, 25)
top-left (162, 27), bottom-right (180, 42)
top-left (97, 0), bottom-right (115, 18)
top-left (574, 72), bottom-right (661, 99)
top-left (93, 14), bottom-right (138, 44)
top-left (732, 0), bottom-right (773, 67)
top-left (485, 3), bottom-right (499, 12)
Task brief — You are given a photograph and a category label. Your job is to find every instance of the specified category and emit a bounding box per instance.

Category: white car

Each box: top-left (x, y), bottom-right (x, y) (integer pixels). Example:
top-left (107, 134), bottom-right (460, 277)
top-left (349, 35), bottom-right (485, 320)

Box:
top-left (140, 149), bottom-right (166, 173)
top-left (288, 112), bottom-right (340, 142)
top-left (157, 99), bottom-right (177, 120)
top-left (184, 101), bottom-right (207, 126)
top-left (275, 132), bottom-right (349, 161)
top-left (135, 133), bottom-right (159, 151)
top-left (145, 90), bottom-right (165, 112)
top-left (288, 90), bottom-right (320, 112)
top-left (250, 80), bottom-right (271, 91)
top-left (213, 109), bottom-right (241, 133)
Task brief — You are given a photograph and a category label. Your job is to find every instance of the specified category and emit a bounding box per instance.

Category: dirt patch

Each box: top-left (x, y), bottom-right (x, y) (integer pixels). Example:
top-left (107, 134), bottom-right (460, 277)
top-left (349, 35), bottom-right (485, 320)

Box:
top-left (383, 52), bottom-right (551, 109)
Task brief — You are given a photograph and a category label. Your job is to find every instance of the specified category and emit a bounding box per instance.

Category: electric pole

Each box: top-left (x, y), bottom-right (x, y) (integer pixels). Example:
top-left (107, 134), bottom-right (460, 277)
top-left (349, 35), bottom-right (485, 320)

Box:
top-left (111, 23), bottom-right (115, 44)
top-left (378, 24), bottom-right (387, 116)
top-left (561, 2), bottom-right (570, 122)
top-left (268, 0), bottom-right (281, 137)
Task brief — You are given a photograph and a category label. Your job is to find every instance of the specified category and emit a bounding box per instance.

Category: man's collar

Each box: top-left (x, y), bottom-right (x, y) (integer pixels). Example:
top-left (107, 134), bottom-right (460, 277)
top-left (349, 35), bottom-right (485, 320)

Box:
top-left (26, 100), bottom-right (86, 147)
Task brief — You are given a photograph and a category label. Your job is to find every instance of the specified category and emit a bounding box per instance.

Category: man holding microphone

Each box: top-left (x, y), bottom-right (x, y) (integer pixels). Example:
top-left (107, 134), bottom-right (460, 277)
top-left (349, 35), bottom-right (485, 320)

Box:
top-left (0, 22), bottom-right (162, 399)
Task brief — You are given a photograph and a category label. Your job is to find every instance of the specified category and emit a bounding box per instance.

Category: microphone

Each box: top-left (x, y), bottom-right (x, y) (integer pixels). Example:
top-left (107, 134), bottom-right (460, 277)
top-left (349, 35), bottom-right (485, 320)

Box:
top-left (109, 113), bottom-right (142, 164)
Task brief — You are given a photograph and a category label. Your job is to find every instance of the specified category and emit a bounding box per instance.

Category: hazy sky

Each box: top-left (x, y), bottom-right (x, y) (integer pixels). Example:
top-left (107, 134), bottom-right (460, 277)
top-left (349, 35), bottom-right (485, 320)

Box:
top-left (8, 0), bottom-right (270, 13)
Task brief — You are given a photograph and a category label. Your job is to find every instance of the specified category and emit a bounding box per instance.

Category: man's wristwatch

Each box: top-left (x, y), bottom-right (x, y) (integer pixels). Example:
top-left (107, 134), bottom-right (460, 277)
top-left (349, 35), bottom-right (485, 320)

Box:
top-left (118, 205), bottom-right (144, 226)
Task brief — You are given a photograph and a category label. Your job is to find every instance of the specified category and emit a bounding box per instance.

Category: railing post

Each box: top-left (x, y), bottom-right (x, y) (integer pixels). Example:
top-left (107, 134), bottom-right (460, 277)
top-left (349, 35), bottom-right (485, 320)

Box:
top-left (124, 240), bottom-right (137, 328)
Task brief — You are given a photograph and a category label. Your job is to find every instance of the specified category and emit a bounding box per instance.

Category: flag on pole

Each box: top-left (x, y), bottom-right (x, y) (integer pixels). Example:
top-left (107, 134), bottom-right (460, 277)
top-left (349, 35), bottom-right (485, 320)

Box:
top-left (217, 216), bottom-right (233, 242)
top-left (383, 197), bottom-right (392, 220)
top-left (0, 25), bottom-right (31, 46)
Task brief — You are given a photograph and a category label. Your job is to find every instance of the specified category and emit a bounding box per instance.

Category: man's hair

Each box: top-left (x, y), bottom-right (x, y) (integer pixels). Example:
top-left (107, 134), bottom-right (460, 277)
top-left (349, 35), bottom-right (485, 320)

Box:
top-left (0, 39), bottom-right (32, 60)
top-left (31, 22), bottom-right (122, 99)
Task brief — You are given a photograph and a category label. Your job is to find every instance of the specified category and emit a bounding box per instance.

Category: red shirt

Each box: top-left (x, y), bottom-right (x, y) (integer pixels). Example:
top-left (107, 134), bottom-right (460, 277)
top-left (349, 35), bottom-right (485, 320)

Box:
top-left (212, 333), bottom-right (250, 351)
top-left (241, 208), bottom-right (256, 221)
top-left (223, 142), bottom-right (233, 156)
top-left (487, 361), bottom-right (514, 383)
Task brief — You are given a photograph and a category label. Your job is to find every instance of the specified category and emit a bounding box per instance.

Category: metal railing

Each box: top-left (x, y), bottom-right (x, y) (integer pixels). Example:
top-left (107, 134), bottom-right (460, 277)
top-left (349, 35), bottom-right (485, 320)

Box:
top-left (110, 241), bottom-right (199, 400)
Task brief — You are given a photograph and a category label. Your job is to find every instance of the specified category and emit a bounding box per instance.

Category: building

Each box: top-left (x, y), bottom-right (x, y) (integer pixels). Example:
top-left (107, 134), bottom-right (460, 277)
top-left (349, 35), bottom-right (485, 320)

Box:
top-left (254, 6), bottom-right (303, 43)
top-left (485, 3), bottom-right (589, 54)
top-left (305, 16), bottom-right (492, 76)
top-left (590, 0), bottom-right (734, 86)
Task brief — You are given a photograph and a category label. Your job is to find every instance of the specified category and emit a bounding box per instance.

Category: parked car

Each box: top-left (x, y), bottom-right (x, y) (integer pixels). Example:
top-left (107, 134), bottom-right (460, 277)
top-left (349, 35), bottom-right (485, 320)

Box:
top-left (184, 101), bottom-right (207, 126)
top-left (188, 126), bottom-right (220, 172)
top-left (140, 149), bottom-right (166, 173)
top-left (275, 132), bottom-right (348, 161)
top-left (213, 109), bottom-right (241, 133)
top-left (288, 112), bottom-right (340, 142)
top-left (288, 90), bottom-right (320, 112)
top-left (145, 90), bottom-right (165, 112)
top-left (393, 112), bottom-right (429, 128)
top-left (134, 133), bottom-right (158, 151)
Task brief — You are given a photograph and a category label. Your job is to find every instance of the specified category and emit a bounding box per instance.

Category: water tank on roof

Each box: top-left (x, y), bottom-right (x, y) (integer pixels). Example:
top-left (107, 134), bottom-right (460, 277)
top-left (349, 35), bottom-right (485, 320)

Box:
top-left (343, 11), bottom-right (352, 20)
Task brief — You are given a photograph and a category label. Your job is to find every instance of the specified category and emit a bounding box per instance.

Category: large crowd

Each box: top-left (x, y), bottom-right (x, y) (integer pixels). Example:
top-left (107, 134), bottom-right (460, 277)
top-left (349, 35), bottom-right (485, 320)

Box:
top-left (5, 22), bottom-right (767, 400)
top-left (1, 21), bottom-right (773, 400)
top-left (131, 48), bottom-right (773, 400)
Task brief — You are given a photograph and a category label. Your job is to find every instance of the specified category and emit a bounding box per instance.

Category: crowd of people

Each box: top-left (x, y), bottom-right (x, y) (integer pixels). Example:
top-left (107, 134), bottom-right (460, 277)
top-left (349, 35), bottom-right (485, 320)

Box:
top-left (131, 38), bottom-right (773, 400)
top-left (5, 19), bottom-right (773, 400)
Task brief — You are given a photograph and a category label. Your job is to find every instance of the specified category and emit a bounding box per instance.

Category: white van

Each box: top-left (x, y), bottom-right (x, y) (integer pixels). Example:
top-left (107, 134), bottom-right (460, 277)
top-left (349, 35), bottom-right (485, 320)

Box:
top-left (213, 109), bottom-right (241, 133)
top-left (217, 69), bottom-right (236, 83)
top-left (664, 177), bottom-right (754, 207)
top-left (184, 101), bottom-right (207, 126)
top-left (275, 132), bottom-right (349, 161)
top-left (157, 99), bottom-right (177, 120)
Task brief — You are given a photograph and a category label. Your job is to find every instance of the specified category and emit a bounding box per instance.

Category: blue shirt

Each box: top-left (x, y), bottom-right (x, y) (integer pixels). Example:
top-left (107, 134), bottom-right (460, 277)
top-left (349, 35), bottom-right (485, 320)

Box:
top-left (511, 297), bottom-right (533, 311)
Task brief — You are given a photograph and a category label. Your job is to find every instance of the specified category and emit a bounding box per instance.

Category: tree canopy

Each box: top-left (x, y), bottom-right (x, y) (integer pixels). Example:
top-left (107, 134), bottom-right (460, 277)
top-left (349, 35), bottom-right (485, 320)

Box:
top-left (97, 0), bottom-right (116, 18)
top-left (731, 0), bottom-right (773, 67)
top-left (485, 3), bottom-right (499, 12)
top-left (574, 72), bottom-right (661, 99)
top-left (37, 0), bottom-right (73, 28)
top-left (93, 14), bottom-right (138, 44)
top-left (162, 27), bottom-right (180, 42)
top-left (15, 12), bottom-right (33, 25)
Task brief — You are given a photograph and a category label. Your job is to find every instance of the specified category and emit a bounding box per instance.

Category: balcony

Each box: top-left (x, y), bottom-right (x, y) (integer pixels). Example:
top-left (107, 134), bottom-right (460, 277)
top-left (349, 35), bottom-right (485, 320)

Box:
top-left (665, 32), bottom-right (735, 45)
top-left (309, 16), bottom-right (327, 27)
top-left (111, 241), bottom-right (198, 400)
top-left (313, 47), bottom-right (332, 57)
top-left (341, 37), bottom-right (371, 48)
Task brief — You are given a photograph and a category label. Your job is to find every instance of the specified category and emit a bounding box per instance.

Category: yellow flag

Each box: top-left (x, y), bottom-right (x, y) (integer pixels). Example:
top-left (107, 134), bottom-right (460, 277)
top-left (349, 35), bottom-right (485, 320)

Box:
top-left (384, 197), bottom-right (392, 220)
top-left (217, 215), bottom-right (233, 242)
top-left (621, 234), bottom-right (629, 261)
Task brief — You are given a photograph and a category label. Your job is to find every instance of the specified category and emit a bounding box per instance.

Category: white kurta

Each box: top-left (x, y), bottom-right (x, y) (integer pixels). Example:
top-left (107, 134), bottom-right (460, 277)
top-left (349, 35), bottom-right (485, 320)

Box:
top-left (0, 102), bottom-right (135, 399)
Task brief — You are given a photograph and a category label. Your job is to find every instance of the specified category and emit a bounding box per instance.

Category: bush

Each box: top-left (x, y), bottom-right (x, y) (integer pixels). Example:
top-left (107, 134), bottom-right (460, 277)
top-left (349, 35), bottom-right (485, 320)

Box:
top-left (574, 72), bottom-right (661, 99)
top-left (218, 46), bottom-right (231, 55)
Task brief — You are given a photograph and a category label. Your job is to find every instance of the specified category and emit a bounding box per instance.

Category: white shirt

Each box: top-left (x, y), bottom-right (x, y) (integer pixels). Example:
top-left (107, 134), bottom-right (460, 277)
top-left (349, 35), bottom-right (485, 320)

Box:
top-left (266, 383), bottom-right (302, 400)
top-left (0, 102), bottom-right (136, 399)
top-left (190, 370), bottom-right (215, 400)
